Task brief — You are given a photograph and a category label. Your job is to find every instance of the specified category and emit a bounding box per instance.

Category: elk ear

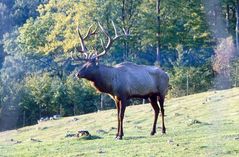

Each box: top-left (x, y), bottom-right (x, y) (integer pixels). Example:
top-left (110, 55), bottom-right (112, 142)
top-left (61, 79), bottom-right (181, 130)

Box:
top-left (91, 57), bottom-right (99, 65)
top-left (92, 57), bottom-right (99, 65)
top-left (95, 57), bottom-right (99, 65)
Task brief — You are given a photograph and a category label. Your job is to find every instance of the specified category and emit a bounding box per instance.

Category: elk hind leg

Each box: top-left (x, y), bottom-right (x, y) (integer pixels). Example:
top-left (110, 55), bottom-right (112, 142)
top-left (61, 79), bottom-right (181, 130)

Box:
top-left (158, 95), bottom-right (166, 134)
top-left (149, 95), bottom-right (159, 135)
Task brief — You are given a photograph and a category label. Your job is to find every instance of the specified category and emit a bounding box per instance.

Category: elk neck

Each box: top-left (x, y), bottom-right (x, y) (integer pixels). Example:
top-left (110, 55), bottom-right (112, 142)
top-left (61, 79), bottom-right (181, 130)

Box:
top-left (88, 64), bottom-right (115, 94)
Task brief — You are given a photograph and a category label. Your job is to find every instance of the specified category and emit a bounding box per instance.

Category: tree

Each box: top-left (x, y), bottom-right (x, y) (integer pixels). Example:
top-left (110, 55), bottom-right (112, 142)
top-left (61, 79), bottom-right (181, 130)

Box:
top-left (236, 0), bottom-right (239, 52)
top-left (66, 76), bottom-right (99, 115)
top-left (0, 2), bottom-right (11, 68)
top-left (156, 0), bottom-right (160, 64)
top-left (0, 0), bottom-right (44, 68)
top-left (0, 29), bottom-right (39, 130)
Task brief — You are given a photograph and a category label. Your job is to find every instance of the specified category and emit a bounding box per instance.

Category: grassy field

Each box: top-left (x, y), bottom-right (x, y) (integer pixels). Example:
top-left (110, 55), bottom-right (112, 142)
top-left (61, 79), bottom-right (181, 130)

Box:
top-left (0, 88), bottom-right (239, 157)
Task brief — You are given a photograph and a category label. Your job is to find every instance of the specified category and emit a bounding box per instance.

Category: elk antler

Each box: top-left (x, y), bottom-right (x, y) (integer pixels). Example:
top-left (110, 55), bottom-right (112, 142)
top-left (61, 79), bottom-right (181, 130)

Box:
top-left (94, 20), bottom-right (129, 59)
top-left (71, 47), bottom-right (88, 61)
top-left (72, 21), bottom-right (128, 61)
top-left (77, 24), bottom-right (97, 53)
top-left (72, 24), bottom-right (98, 61)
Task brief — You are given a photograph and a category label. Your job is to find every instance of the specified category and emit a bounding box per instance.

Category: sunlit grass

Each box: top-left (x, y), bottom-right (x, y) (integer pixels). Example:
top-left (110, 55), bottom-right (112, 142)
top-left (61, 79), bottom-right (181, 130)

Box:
top-left (0, 88), bottom-right (239, 157)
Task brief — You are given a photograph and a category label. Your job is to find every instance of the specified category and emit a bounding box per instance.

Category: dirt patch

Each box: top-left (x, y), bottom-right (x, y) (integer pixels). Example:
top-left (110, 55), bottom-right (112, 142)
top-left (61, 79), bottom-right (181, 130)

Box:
top-left (30, 138), bottom-right (42, 142)
top-left (186, 119), bottom-right (211, 126)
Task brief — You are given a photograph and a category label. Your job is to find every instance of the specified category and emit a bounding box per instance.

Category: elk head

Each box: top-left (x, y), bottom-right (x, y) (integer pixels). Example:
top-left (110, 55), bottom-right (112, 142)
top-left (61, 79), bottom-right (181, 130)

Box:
top-left (73, 21), bottom-right (129, 80)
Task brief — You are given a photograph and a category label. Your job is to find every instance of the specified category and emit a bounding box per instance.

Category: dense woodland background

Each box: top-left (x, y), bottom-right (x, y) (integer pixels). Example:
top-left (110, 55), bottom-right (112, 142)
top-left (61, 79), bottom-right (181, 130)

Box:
top-left (0, 0), bottom-right (238, 131)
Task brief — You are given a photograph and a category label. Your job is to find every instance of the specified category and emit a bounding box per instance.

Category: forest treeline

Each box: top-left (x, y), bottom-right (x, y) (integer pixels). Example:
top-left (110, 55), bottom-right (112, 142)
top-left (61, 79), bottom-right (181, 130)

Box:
top-left (0, 0), bottom-right (238, 131)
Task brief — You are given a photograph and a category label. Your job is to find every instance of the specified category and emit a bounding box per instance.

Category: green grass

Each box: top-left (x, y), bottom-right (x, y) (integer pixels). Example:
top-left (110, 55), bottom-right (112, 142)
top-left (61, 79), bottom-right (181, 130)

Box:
top-left (1, 88), bottom-right (239, 157)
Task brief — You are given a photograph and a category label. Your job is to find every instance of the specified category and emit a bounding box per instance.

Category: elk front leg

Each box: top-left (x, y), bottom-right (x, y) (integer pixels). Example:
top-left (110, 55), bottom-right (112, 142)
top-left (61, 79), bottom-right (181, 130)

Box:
top-left (115, 99), bottom-right (120, 138)
top-left (116, 98), bottom-right (126, 140)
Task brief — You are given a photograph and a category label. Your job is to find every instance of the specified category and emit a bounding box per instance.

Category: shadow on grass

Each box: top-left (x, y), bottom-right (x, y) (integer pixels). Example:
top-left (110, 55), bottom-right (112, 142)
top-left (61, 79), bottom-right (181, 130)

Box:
top-left (78, 135), bottom-right (102, 140)
top-left (124, 136), bottom-right (146, 140)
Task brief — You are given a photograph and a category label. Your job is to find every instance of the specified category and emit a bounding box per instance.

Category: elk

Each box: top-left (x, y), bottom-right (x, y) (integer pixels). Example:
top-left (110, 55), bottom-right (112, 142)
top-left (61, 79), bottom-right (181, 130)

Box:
top-left (73, 21), bottom-right (169, 140)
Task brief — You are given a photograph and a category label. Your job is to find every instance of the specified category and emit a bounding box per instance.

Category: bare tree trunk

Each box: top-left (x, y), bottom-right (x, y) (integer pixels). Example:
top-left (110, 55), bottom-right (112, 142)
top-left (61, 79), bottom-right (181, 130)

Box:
top-left (0, 44), bottom-right (4, 69)
top-left (235, 66), bottom-right (238, 87)
top-left (226, 4), bottom-right (229, 29)
top-left (126, 41), bottom-right (129, 59)
top-left (156, 0), bottom-right (160, 65)
top-left (60, 104), bottom-right (63, 116)
top-left (73, 103), bottom-right (76, 116)
top-left (100, 94), bottom-right (104, 110)
top-left (23, 111), bottom-right (26, 127)
top-left (186, 71), bottom-right (189, 96)
top-left (39, 104), bottom-right (41, 119)
top-left (122, 0), bottom-right (128, 60)
top-left (236, 0), bottom-right (239, 53)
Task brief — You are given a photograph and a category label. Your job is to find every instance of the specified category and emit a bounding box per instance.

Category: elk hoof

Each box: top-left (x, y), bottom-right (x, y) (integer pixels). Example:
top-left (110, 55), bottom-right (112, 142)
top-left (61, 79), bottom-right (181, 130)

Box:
top-left (162, 128), bottom-right (166, 134)
top-left (150, 131), bottom-right (156, 136)
top-left (115, 136), bottom-right (123, 140)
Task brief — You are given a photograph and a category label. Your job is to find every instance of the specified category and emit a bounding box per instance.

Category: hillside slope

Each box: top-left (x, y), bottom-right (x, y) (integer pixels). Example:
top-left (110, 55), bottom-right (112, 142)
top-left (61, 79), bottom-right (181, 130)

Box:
top-left (0, 88), bottom-right (239, 157)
